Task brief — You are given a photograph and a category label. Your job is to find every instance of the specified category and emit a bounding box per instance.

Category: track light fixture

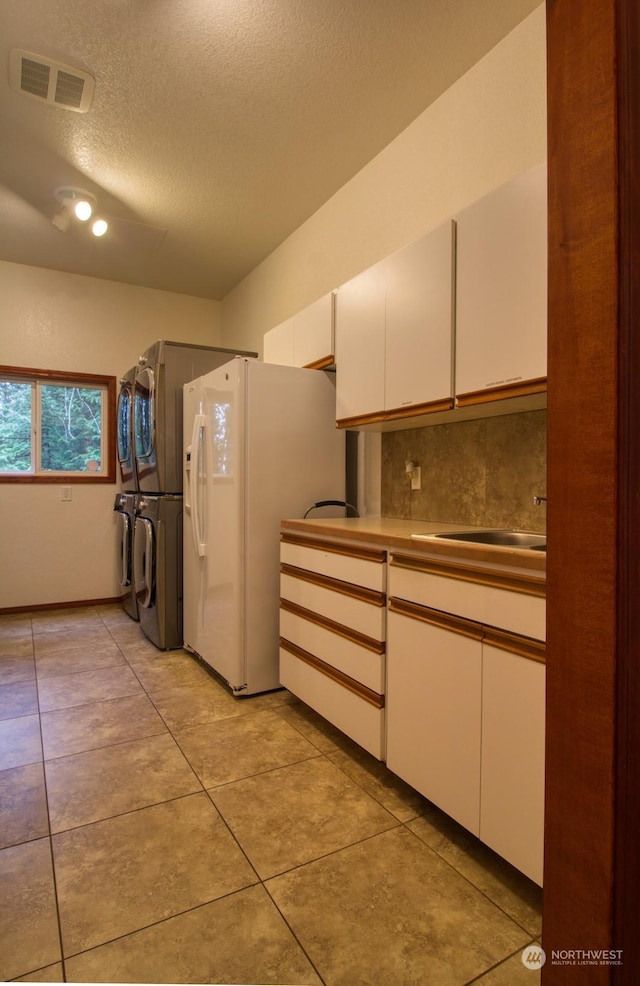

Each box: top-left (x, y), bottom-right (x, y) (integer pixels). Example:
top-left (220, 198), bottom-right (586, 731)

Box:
top-left (51, 186), bottom-right (109, 237)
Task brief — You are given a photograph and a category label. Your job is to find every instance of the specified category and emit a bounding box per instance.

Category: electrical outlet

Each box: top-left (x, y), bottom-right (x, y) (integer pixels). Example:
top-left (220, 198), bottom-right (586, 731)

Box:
top-left (410, 466), bottom-right (421, 491)
top-left (61, 487), bottom-right (72, 501)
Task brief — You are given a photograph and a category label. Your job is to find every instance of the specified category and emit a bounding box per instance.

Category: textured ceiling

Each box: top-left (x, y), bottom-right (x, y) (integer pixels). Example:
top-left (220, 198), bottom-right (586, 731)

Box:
top-left (0, 0), bottom-right (541, 300)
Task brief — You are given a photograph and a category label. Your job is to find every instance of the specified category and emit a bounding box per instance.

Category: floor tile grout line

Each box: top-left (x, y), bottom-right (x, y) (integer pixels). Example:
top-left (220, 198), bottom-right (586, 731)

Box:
top-left (30, 612), bottom-right (69, 984)
top-left (58, 881), bottom-right (278, 968)
top-left (42, 723), bottom-right (170, 764)
top-left (260, 881), bottom-right (328, 986)
top-left (401, 821), bottom-right (542, 940)
top-left (49, 787), bottom-right (228, 839)
top-left (462, 936), bottom-right (542, 984)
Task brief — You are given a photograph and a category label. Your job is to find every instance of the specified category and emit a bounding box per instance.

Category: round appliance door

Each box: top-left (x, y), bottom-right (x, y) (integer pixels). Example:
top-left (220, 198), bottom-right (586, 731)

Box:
top-left (117, 383), bottom-right (135, 486)
top-left (134, 367), bottom-right (156, 479)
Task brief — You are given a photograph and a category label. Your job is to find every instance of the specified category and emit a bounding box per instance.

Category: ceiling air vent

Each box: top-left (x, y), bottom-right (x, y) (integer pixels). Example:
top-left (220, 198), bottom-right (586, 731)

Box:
top-left (9, 49), bottom-right (95, 113)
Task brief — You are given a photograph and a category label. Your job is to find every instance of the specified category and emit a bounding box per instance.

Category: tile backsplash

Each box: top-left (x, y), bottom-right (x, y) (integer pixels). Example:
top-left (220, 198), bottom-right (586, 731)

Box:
top-left (381, 409), bottom-right (547, 531)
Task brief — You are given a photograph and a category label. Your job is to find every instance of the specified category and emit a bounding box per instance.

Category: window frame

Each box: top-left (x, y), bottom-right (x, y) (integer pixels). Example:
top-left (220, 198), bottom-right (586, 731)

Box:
top-left (0, 364), bottom-right (116, 484)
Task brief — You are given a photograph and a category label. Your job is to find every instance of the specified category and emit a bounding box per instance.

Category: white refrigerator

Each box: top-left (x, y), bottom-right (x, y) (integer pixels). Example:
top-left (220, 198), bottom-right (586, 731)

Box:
top-left (183, 356), bottom-right (345, 694)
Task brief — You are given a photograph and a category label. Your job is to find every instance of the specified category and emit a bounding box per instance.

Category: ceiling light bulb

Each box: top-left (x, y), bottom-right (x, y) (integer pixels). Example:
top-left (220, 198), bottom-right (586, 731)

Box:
top-left (74, 199), bottom-right (93, 221)
top-left (91, 218), bottom-right (108, 237)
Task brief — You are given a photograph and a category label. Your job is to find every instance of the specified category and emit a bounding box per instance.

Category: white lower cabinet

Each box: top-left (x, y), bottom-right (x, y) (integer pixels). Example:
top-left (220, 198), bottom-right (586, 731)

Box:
top-left (279, 533), bottom-right (387, 759)
top-left (480, 639), bottom-right (545, 885)
top-left (386, 552), bottom-right (546, 886)
top-left (386, 601), bottom-right (482, 835)
top-left (278, 532), bottom-right (546, 883)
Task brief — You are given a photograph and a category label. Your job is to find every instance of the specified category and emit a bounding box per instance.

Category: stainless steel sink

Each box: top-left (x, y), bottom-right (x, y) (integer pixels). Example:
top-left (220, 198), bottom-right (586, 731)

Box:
top-left (413, 529), bottom-right (546, 550)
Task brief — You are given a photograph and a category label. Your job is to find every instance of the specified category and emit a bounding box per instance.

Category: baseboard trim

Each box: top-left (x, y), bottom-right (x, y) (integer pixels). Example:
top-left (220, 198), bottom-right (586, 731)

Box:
top-left (0, 596), bottom-right (123, 616)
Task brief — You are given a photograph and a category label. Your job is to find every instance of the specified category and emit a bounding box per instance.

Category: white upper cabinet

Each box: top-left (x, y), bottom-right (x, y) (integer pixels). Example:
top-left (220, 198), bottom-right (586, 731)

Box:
top-left (335, 260), bottom-right (387, 424)
top-left (263, 315), bottom-right (295, 366)
top-left (455, 162), bottom-right (548, 405)
top-left (335, 220), bottom-right (455, 428)
top-left (263, 292), bottom-right (335, 369)
top-left (385, 222), bottom-right (455, 416)
top-left (294, 292), bottom-right (335, 369)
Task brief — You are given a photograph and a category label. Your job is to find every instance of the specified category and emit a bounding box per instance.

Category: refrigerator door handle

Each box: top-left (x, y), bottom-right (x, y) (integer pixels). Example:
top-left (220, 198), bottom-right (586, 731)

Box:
top-left (190, 413), bottom-right (207, 558)
top-left (184, 445), bottom-right (192, 516)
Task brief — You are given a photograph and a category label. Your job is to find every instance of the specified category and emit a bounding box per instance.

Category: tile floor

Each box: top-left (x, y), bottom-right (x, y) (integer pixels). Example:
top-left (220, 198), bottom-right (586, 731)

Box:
top-left (0, 603), bottom-right (543, 985)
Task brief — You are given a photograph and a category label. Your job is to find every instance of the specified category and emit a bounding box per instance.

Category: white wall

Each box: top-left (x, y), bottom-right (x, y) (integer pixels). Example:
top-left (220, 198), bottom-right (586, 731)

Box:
top-left (0, 261), bottom-right (221, 609)
top-left (220, 5), bottom-right (547, 359)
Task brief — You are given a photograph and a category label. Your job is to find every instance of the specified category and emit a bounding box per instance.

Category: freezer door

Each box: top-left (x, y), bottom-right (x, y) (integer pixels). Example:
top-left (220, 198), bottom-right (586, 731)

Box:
top-left (184, 360), bottom-right (246, 690)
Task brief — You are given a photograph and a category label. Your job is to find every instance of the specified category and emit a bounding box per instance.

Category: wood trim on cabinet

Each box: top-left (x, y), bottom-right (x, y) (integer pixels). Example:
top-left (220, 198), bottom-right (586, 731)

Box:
top-left (281, 563), bottom-right (386, 607)
top-left (383, 397), bottom-right (455, 421)
top-left (389, 598), bottom-right (545, 661)
top-left (281, 532), bottom-right (386, 565)
top-left (336, 397), bottom-right (455, 429)
top-left (303, 355), bottom-right (335, 370)
top-left (280, 598), bottom-right (385, 653)
top-left (388, 597), bottom-right (483, 641)
top-left (456, 377), bottom-right (547, 407)
top-left (482, 628), bottom-right (546, 664)
top-left (279, 637), bottom-right (385, 708)
top-left (390, 552), bottom-right (546, 599)
top-left (336, 409), bottom-right (388, 429)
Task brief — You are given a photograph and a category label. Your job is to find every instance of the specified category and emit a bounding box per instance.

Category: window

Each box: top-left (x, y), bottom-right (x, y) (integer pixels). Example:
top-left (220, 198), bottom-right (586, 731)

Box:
top-left (0, 365), bottom-right (116, 483)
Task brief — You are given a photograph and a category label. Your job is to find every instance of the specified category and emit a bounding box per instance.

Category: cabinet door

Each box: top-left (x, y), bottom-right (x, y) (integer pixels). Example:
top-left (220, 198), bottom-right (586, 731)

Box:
top-left (263, 317), bottom-right (295, 366)
top-left (384, 221), bottom-right (454, 414)
top-left (480, 643), bottom-right (545, 885)
top-left (386, 604), bottom-right (482, 834)
top-left (455, 163), bottom-right (547, 401)
top-left (335, 261), bottom-right (386, 425)
top-left (294, 292), bottom-right (335, 369)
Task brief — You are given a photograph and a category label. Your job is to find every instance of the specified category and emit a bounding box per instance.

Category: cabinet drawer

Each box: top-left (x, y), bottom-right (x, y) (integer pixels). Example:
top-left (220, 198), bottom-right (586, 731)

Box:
top-left (280, 570), bottom-right (385, 641)
top-left (280, 646), bottom-right (385, 759)
top-left (280, 603), bottom-right (385, 694)
top-left (389, 555), bottom-right (546, 641)
top-left (281, 536), bottom-right (386, 591)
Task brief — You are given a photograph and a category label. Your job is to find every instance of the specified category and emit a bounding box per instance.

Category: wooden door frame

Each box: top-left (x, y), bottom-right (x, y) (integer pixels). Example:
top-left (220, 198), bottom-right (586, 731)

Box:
top-left (544, 0), bottom-right (640, 981)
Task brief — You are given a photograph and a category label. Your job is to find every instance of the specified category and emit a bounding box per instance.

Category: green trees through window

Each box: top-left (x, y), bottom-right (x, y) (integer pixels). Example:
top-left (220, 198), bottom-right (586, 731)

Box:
top-left (41, 383), bottom-right (103, 472)
top-left (0, 366), bottom-right (116, 483)
top-left (0, 380), bottom-right (31, 472)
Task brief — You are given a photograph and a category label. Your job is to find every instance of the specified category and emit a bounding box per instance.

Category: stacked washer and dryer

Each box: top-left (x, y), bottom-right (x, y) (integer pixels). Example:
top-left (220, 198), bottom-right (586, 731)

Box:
top-left (114, 340), bottom-right (255, 649)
